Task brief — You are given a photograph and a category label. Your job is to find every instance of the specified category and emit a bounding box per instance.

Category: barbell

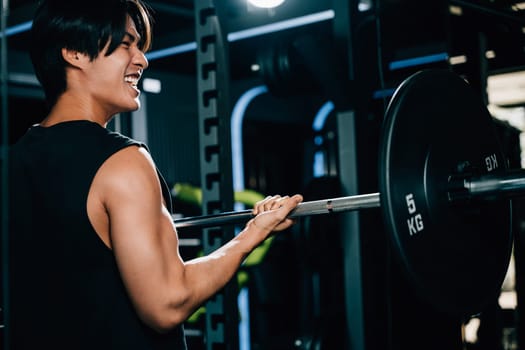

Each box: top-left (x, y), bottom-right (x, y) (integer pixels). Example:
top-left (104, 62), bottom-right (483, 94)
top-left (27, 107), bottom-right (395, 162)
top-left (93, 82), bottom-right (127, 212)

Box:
top-left (174, 69), bottom-right (517, 319)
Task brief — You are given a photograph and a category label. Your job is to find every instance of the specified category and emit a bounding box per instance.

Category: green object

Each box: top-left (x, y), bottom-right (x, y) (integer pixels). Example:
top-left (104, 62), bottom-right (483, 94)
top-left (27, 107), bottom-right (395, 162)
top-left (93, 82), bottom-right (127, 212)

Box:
top-left (172, 183), bottom-right (202, 206)
top-left (243, 236), bottom-right (274, 267)
top-left (187, 306), bottom-right (206, 324)
top-left (172, 183), bottom-right (266, 207)
top-left (234, 189), bottom-right (265, 206)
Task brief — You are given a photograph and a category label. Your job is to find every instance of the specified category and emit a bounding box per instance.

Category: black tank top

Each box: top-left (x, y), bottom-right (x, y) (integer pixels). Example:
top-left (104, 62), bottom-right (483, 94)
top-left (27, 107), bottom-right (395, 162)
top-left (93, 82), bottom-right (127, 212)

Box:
top-left (8, 120), bottom-right (187, 349)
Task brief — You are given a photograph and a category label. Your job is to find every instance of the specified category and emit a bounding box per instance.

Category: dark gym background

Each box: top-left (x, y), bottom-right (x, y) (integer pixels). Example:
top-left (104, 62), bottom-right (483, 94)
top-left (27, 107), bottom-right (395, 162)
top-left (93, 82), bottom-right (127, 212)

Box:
top-left (2, 1), bottom-right (525, 349)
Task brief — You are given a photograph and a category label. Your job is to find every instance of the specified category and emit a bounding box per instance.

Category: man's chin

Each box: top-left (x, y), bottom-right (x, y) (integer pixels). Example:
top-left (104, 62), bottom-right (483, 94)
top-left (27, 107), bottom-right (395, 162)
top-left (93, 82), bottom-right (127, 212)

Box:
top-left (124, 100), bottom-right (141, 112)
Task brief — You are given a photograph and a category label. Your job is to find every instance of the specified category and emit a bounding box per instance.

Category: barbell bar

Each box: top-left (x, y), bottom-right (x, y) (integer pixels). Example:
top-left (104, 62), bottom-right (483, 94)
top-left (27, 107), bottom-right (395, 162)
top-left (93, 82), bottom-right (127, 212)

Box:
top-left (173, 192), bottom-right (381, 229)
top-left (449, 169), bottom-right (525, 201)
top-left (173, 169), bottom-right (518, 321)
top-left (173, 69), bottom-right (517, 319)
top-left (174, 169), bottom-right (525, 229)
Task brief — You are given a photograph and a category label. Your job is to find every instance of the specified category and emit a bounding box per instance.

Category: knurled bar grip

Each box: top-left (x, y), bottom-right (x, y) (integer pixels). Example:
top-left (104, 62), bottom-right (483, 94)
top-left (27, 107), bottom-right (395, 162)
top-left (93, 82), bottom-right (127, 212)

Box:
top-left (174, 193), bottom-right (381, 229)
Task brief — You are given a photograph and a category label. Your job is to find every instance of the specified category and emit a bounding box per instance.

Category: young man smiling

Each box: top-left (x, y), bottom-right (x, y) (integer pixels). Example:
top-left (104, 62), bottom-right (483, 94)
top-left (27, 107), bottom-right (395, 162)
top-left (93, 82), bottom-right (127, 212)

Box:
top-left (7, 0), bottom-right (302, 348)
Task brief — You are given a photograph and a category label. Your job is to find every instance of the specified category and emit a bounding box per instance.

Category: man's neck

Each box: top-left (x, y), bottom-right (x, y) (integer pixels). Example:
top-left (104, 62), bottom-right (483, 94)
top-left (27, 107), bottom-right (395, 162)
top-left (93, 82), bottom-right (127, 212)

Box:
top-left (42, 92), bottom-right (110, 128)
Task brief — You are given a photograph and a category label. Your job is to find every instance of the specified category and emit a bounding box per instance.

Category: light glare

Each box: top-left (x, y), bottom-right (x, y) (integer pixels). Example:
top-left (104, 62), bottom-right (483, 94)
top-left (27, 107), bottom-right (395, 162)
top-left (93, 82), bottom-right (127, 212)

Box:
top-left (248, 0), bottom-right (285, 8)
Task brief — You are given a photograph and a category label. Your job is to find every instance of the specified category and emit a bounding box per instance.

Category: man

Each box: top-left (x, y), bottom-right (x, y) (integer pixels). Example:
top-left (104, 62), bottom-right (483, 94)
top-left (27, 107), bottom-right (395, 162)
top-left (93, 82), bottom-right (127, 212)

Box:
top-left (7, 0), bottom-right (303, 348)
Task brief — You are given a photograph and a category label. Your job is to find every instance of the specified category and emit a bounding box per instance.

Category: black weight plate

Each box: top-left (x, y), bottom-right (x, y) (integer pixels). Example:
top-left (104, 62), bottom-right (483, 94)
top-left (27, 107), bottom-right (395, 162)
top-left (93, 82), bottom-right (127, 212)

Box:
top-left (379, 69), bottom-right (513, 318)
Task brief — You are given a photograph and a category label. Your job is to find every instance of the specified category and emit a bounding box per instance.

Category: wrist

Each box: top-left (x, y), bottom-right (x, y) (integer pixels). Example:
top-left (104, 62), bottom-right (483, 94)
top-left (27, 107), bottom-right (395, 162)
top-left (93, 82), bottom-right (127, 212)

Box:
top-left (244, 218), bottom-right (270, 244)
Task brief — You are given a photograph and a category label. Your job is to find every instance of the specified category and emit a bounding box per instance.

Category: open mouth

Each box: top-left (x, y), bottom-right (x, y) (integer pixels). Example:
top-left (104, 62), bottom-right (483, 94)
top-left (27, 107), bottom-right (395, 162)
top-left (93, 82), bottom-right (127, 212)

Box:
top-left (124, 74), bottom-right (140, 87)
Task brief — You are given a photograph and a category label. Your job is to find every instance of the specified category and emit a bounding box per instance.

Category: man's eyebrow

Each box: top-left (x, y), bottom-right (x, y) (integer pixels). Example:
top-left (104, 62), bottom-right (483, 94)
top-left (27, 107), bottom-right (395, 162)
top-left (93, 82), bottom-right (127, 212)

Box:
top-left (124, 31), bottom-right (141, 43)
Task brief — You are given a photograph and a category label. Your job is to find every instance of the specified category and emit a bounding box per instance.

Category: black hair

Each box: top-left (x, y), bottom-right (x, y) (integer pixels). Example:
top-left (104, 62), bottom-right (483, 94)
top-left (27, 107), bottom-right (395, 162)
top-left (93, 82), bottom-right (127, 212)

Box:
top-left (30, 0), bottom-right (153, 108)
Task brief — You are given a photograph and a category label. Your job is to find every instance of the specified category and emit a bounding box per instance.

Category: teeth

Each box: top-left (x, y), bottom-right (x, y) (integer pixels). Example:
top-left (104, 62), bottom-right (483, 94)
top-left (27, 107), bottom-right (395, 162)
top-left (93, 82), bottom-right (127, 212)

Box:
top-left (124, 76), bottom-right (139, 86)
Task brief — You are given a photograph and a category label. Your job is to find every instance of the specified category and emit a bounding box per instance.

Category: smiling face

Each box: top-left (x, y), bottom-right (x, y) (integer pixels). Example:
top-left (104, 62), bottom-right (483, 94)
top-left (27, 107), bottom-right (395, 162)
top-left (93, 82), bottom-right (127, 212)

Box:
top-left (82, 15), bottom-right (149, 118)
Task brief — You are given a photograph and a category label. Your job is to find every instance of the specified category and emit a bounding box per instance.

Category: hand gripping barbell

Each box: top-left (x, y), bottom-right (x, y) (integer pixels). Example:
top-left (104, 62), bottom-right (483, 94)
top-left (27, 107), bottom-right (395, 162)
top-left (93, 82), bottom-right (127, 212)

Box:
top-left (174, 69), bottom-right (516, 319)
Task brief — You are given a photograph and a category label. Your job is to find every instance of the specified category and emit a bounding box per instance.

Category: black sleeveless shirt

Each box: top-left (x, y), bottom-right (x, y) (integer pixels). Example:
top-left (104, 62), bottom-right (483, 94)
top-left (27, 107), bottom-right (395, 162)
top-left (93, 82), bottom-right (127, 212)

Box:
top-left (8, 120), bottom-right (187, 349)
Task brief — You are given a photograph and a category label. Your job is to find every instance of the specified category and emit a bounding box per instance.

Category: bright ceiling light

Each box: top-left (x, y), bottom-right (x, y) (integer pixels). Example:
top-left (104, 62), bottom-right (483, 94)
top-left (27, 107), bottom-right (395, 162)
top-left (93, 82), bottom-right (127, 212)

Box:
top-left (248, 0), bottom-right (285, 9)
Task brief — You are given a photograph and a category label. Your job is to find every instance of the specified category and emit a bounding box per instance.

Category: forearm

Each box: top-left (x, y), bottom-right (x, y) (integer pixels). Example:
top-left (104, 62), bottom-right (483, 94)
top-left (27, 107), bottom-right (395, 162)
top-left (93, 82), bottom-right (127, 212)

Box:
top-left (118, 222), bottom-right (263, 331)
top-left (180, 220), bottom-right (265, 312)
top-left (178, 195), bottom-right (302, 312)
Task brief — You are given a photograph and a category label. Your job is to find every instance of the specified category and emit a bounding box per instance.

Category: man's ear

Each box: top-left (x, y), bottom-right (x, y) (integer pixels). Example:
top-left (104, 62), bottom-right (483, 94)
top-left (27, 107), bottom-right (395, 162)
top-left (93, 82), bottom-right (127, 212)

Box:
top-left (61, 48), bottom-right (89, 69)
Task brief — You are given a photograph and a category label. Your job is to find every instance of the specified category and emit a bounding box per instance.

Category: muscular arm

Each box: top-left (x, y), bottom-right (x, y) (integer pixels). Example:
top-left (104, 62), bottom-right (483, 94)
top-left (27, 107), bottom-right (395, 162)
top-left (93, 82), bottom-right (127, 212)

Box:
top-left (94, 146), bottom-right (302, 332)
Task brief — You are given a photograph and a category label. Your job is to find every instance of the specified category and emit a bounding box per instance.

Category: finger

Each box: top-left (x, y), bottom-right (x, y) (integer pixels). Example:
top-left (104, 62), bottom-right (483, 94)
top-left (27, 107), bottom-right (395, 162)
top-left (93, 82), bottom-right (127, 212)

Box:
top-left (253, 194), bottom-right (302, 215)
top-left (264, 195), bottom-right (283, 211)
top-left (270, 195), bottom-right (289, 210)
top-left (253, 195), bottom-right (273, 215)
top-left (279, 194), bottom-right (303, 212)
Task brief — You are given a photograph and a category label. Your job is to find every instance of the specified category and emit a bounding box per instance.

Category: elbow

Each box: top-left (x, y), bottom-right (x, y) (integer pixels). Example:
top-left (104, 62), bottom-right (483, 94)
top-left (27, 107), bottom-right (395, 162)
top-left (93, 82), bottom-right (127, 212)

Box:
top-left (139, 296), bottom-right (193, 333)
top-left (141, 309), bottom-right (188, 334)
top-left (146, 313), bottom-right (187, 334)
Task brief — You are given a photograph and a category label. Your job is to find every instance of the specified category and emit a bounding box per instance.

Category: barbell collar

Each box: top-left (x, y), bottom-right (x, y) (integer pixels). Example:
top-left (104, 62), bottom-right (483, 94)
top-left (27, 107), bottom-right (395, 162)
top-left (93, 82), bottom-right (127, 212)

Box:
top-left (174, 192), bottom-right (381, 229)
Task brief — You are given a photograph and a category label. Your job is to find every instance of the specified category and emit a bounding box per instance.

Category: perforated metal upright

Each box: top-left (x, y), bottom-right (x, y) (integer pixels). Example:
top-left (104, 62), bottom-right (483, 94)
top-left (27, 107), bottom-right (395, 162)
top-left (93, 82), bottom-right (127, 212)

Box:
top-left (194, 1), bottom-right (239, 349)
